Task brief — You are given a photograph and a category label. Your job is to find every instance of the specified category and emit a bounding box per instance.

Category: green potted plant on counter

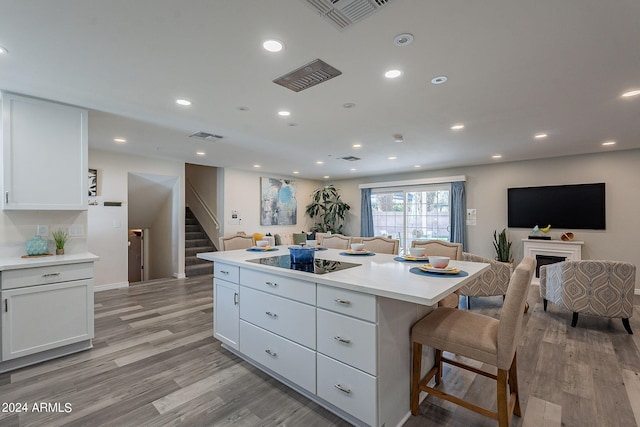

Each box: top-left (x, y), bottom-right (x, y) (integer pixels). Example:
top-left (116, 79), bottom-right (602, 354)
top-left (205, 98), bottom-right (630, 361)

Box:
top-left (52, 228), bottom-right (69, 255)
top-left (305, 185), bottom-right (351, 234)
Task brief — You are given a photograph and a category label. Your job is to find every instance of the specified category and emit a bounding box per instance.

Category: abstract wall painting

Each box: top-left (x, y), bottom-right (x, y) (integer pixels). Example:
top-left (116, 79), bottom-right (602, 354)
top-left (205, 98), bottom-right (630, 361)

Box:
top-left (260, 177), bottom-right (297, 226)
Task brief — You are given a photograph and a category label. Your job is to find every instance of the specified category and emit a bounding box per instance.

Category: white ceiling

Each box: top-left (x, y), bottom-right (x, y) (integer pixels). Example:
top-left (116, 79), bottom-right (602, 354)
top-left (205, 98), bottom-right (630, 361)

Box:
top-left (1, 0), bottom-right (639, 180)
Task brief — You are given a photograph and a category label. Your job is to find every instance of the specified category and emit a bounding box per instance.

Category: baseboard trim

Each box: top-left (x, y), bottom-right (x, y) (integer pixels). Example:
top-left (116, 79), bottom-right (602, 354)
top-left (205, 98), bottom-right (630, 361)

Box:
top-left (95, 281), bottom-right (129, 292)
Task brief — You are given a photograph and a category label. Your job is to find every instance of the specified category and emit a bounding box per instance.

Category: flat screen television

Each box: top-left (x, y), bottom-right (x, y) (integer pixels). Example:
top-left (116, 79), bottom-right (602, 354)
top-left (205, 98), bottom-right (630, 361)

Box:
top-left (507, 183), bottom-right (606, 230)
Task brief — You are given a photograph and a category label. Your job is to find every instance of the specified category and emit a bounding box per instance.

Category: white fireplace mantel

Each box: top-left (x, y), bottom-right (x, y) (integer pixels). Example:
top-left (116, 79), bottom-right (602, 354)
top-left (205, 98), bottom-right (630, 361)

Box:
top-left (523, 239), bottom-right (584, 285)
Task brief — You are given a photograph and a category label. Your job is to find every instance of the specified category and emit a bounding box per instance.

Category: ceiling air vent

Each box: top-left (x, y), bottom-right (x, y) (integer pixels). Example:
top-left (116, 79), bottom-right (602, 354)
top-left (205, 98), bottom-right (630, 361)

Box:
top-left (189, 131), bottom-right (223, 141)
top-left (273, 59), bottom-right (342, 92)
top-left (302, 0), bottom-right (393, 30)
top-left (340, 156), bottom-right (361, 161)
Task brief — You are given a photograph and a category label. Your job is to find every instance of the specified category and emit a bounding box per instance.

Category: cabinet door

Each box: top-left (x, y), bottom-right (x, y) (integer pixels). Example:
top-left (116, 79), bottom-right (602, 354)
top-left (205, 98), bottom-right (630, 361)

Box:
top-left (1, 279), bottom-right (94, 361)
top-left (2, 93), bottom-right (88, 210)
top-left (214, 278), bottom-right (239, 350)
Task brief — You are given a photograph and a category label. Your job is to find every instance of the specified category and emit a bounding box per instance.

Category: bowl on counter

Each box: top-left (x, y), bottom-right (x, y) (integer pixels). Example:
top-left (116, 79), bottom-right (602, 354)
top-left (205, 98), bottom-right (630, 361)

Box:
top-left (351, 243), bottom-right (365, 252)
top-left (409, 247), bottom-right (426, 257)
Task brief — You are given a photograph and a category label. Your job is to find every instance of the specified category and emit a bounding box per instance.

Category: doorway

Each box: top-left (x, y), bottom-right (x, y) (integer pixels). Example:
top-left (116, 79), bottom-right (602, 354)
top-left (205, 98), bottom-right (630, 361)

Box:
top-left (128, 229), bottom-right (144, 283)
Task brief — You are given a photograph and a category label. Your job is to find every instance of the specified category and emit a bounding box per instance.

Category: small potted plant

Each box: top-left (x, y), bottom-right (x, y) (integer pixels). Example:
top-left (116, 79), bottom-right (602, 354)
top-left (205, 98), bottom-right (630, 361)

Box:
top-left (52, 228), bottom-right (69, 255)
top-left (493, 228), bottom-right (513, 271)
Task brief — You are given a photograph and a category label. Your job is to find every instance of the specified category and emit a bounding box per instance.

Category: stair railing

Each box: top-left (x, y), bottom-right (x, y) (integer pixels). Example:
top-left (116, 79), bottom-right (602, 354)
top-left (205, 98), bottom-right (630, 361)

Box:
top-left (186, 179), bottom-right (221, 248)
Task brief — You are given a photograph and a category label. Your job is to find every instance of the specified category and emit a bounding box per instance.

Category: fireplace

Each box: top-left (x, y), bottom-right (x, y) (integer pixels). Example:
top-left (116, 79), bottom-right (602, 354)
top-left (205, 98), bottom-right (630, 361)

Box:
top-left (535, 255), bottom-right (566, 278)
top-left (523, 239), bottom-right (583, 285)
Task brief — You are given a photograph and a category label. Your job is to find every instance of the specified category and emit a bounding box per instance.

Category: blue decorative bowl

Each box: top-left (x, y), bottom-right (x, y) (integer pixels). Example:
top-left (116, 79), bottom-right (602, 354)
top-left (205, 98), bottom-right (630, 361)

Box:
top-left (26, 235), bottom-right (49, 255)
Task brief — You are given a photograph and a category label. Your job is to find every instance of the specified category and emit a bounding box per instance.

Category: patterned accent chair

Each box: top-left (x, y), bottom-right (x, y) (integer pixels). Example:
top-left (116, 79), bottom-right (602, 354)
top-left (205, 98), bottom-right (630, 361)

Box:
top-left (218, 233), bottom-right (254, 251)
top-left (411, 240), bottom-right (463, 308)
top-left (540, 260), bottom-right (635, 334)
top-left (459, 253), bottom-right (512, 309)
top-left (361, 236), bottom-right (400, 255)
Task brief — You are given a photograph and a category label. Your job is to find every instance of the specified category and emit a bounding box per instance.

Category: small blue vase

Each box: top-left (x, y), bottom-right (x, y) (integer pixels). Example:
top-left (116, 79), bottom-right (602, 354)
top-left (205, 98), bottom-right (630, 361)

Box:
top-left (26, 235), bottom-right (49, 256)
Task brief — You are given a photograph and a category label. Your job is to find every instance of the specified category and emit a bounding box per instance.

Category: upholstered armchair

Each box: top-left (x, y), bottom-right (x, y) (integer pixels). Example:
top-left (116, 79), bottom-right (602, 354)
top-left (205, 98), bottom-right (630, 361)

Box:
top-left (459, 253), bottom-right (512, 309)
top-left (540, 260), bottom-right (636, 334)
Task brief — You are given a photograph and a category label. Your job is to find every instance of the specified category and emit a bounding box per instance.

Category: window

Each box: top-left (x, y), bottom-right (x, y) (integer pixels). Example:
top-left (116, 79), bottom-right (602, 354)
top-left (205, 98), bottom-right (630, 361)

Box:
top-left (371, 185), bottom-right (451, 254)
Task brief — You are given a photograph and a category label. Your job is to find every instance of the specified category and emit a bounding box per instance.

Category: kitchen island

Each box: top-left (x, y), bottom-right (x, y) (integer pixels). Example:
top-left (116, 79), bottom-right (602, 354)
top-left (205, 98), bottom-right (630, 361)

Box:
top-left (198, 247), bottom-right (488, 427)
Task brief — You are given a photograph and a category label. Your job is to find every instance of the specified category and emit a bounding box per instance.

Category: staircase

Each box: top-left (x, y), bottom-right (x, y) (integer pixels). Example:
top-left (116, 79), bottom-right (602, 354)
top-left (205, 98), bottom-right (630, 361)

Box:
top-left (185, 207), bottom-right (215, 277)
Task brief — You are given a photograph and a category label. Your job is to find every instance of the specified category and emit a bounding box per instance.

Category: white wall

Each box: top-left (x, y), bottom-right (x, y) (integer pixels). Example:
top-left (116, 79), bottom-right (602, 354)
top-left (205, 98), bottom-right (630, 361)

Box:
top-left (148, 187), bottom-right (175, 279)
top-left (88, 149), bottom-right (185, 288)
top-left (221, 169), bottom-right (322, 244)
top-left (332, 149), bottom-right (640, 290)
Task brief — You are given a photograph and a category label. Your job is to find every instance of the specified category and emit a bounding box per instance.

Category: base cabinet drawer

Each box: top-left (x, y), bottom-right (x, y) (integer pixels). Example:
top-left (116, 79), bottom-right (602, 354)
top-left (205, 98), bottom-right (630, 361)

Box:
top-left (317, 283), bottom-right (377, 322)
top-left (317, 308), bottom-right (377, 375)
top-left (240, 321), bottom-right (316, 394)
top-left (240, 268), bottom-right (315, 305)
top-left (317, 353), bottom-right (377, 427)
top-left (1, 262), bottom-right (94, 290)
top-left (240, 287), bottom-right (316, 349)
top-left (214, 263), bottom-right (239, 284)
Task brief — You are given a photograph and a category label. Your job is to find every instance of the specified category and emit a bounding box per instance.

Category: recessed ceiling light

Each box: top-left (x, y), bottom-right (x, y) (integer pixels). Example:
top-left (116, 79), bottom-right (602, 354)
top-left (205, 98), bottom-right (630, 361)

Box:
top-left (431, 76), bottom-right (448, 85)
top-left (343, 102), bottom-right (356, 109)
top-left (0, 46), bottom-right (7, 54)
top-left (450, 124), bottom-right (465, 131)
top-left (176, 99), bottom-right (191, 106)
top-left (293, 171), bottom-right (300, 174)
top-left (316, 161), bottom-right (324, 165)
top-left (621, 89), bottom-right (640, 98)
top-left (414, 165), bottom-right (422, 168)
top-left (352, 144), bottom-right (362, 149)
top-left (534, 133), bottom-right (548, 139)
top-left (113, 138), bottom-right (127, 144)
top-left (393, 33), bottom-right (414, 47)
top-left (388, 156), bottom-right (397, 160)
top-left (253, 164), bottom-right (261, 168)
top-left (196, 151), bottom-right (206, 157)
top-left (278, 110), bottom-right (291, 116)
top-left (323, 176), bottom-right (330, 179)
top-left (262, 39), bottom-right (284, 52)
top-left (492, 154), bottom-right (502, 159)
top-left (384, 69), bottom-right (403, 79)
top-left (350, 168), bottom-right (357, 172)
top-left (602, 140), bottom-right (616, 146)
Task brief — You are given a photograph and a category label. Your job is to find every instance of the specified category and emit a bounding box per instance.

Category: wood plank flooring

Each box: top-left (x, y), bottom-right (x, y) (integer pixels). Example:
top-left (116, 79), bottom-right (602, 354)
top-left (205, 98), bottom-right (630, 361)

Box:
top-left (0, 275), bottom-right (638, 426)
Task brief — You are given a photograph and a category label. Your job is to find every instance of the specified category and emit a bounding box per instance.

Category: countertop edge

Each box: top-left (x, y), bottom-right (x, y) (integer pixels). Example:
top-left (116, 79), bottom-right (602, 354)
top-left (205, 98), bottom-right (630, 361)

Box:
top-left (0, 252), bottom-right (100, 271)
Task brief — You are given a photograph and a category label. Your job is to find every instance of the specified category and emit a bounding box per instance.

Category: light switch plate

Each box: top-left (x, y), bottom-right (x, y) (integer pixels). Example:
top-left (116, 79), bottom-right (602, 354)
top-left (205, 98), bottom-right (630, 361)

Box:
top-left (69, 224), bottom-right (84, 236)
top-left (37, 225), bottom-right (49, 236)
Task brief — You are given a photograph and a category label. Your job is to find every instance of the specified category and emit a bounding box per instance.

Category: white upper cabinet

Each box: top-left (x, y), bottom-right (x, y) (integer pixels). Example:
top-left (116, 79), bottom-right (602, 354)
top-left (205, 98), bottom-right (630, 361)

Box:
top-left (1, 92), bottom-right (88, 210)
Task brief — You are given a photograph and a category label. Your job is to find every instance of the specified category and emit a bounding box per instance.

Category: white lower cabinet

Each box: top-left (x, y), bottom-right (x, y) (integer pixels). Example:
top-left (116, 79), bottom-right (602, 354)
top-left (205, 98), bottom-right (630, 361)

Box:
top-left (240, 320), bottom-right (316, 393)
top-left (317, 353), bottom-right (377, 427)
top-left (213, 278), bottom-right (239, 350)
top-left (1, 279), bottom-right (93, 361)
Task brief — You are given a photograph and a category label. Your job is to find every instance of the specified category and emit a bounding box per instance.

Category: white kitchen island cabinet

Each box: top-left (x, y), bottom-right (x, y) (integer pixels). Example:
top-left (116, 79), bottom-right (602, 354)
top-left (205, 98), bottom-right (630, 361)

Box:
top-left (1, 92), bottom-right (88, 210)
top-left (0, 253), bottom-right (98, 373)
top-left (199, 247), bottom-right (488, 427)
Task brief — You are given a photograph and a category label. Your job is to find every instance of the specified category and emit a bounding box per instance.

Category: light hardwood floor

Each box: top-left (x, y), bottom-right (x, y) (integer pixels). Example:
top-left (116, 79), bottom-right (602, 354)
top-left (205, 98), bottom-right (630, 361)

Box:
top-left (0, 275), bottom-right (638, 426)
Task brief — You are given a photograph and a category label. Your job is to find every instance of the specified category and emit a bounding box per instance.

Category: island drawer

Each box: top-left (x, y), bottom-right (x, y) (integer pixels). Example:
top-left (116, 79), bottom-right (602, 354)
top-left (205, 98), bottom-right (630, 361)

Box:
top-left (317, 353), bottom-right (377, 427)
top-left (317, 284), bottom-right (377, 322)
top-left (241, 269), bottom-right (315, 305)
top-left (214, 263), bottom-right (239, 283)
top-left (1, 262), bottom-right (94, 290)
top-left (240, 287), bottom-right (316, 349)
top-left (240, 320), bottom-right (316, 394)
top-left (317, 308), bottom-right (377, 375)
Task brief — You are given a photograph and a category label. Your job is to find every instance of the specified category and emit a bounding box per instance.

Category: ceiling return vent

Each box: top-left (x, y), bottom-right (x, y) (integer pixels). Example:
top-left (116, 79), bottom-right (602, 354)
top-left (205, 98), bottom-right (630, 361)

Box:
top-left (189, 131), bottom-right (223, 141)
top-left (302, 0), bottom-right (394, 30)
top-left (340, 156), bottom-right (361, 161)
top-left (273, 59), bottom-right (342, 92)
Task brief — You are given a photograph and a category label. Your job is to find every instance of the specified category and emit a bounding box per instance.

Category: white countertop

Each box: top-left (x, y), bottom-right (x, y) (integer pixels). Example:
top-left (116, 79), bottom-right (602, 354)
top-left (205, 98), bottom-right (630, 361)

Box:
top-left (0, 252), bottom-right (99, 271)
top-left (198, 247), bottom-right (489, 306)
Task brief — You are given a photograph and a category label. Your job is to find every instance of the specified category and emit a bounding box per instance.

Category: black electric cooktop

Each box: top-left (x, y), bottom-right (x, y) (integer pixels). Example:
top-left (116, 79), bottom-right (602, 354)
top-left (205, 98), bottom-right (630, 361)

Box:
top-left (246, 255), bottom-right (361, 275)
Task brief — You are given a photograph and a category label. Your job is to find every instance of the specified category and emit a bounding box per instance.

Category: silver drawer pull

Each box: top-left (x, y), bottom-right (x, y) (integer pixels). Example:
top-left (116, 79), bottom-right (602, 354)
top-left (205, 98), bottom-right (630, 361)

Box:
top-left (265, 349), bottom-right (277, 357)
top-left (219, 270), bottom-right (229, 275)
top-left (334, 336), bottom-right (351, 344)
top-left (265, 311), bottom-right (278, 318)
top-left (334, 384), bottom-right (351, 394)
top-left (43, 273), bottom-right (61, 278)
top-left (265, 281), bottom-right (277, 287)
top-left (334, 299), bottom-right (351, 305)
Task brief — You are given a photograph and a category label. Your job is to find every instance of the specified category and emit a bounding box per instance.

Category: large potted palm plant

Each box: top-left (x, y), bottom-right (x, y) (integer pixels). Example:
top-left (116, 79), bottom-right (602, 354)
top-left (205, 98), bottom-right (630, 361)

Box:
top-left (305, 185), bottom-right (351, 234)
